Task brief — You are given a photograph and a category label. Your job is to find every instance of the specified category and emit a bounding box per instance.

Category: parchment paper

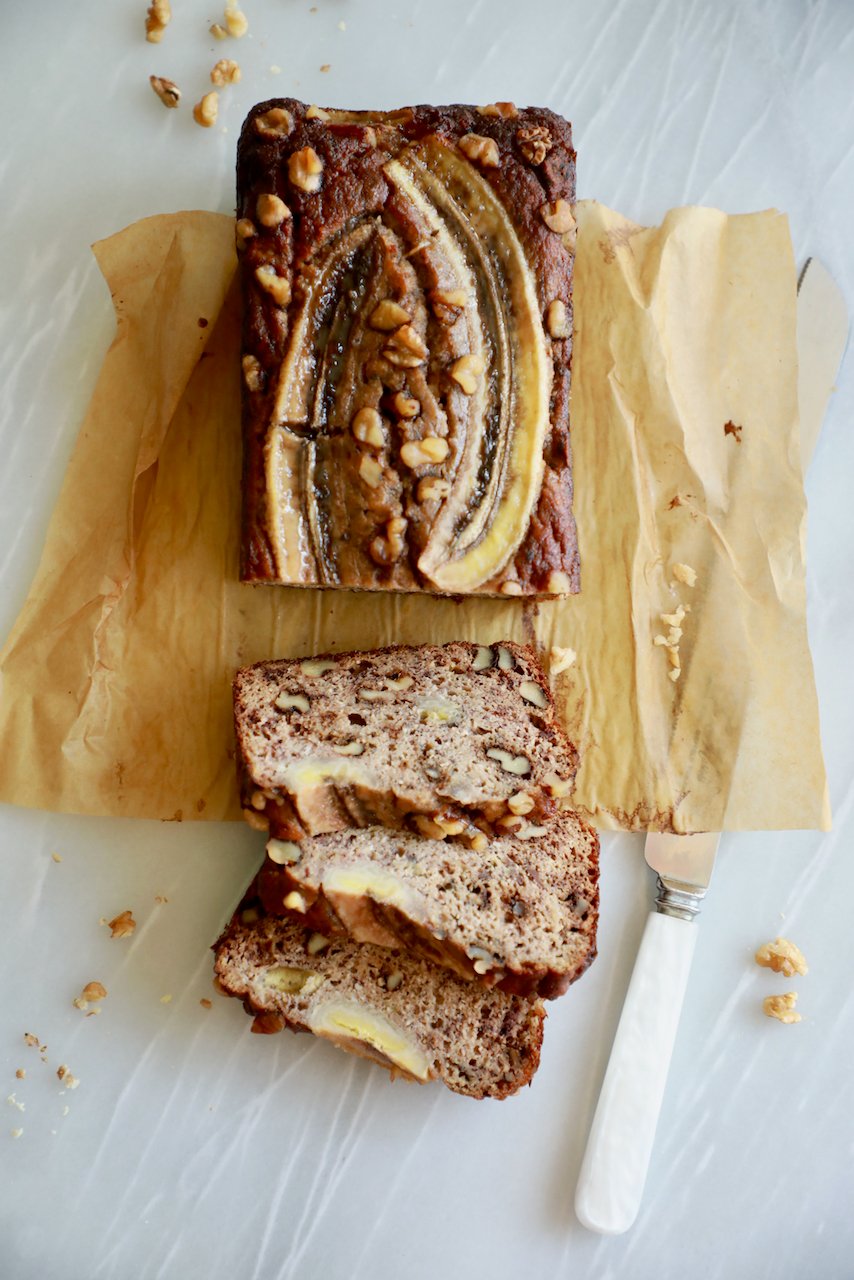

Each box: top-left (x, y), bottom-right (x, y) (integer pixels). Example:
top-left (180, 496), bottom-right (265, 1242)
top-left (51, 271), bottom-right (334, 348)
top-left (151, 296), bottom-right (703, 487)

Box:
top-left (0, 204), bottom-right (829, 831)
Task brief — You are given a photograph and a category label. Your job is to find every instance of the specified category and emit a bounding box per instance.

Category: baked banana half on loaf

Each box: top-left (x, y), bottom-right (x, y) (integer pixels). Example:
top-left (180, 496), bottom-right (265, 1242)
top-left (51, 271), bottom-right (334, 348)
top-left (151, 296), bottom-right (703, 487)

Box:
top-left (257, 813), bottom-right (598, 999)
top-left (235, 641), bottom-right (579, 841)
top-left (214, 890), bottom-right (546, 1099)
top-left (237, 98), bottom-right (578, 598)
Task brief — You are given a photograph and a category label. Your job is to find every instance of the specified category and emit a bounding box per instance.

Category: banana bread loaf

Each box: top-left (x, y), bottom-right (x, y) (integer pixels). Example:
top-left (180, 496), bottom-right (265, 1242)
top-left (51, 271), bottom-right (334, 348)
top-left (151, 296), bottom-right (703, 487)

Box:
top-left (235, 641), bottom-right (579, 841)
top-left (237, 97), bottom-right (578, 598)
top-left (214, 889), bottom-right (545, 1099)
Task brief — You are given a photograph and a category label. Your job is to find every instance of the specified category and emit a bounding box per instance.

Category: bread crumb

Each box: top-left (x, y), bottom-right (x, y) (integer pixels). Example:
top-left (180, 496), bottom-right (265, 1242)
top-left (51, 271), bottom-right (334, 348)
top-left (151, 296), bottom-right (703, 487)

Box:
top-left (270, 64), bottom-right (282, 74)
top-left (51, 852), bottom-right (62, 863)
top-left (210, 22), bottom-right (227, 38)
top-left (74, 981), bottom-right (108, 1013)
top-left (320, 63), bottom-right (331, 72)
top-left (763, 992), bottom-right (801, 1024)
top-left (62, 1105), bottom-right (70, 1117)
top-left (672, 562), bottom-right (697, 588)
top-left (755, 937), bottom-right (808, 978)
top-left (549, 646), bottom-right (576, 676)
top-left (337, 19), bottom-right (346, 29)
top-left (154, 895), bottom-right (169, 905)
top-left (15, 1069), bottom-right (25, 1081)
top-left (6, 1094), bottom-right (25, 1112)
top-left (107, 910), bottom-right (136, 939)
top-left (200, 998), bottom-right (213, 1010)
top-left (56, 1065), bottom-right (80, 1090)
top-left (11, 1128), bottom-right (23, 1139)
top-left (160, 994), bottom-right (173, 1004)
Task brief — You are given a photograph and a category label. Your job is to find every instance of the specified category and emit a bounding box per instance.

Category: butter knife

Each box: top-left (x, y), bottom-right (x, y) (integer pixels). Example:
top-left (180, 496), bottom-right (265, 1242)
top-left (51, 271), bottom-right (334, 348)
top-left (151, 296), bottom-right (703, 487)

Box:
top-left (574, 257), bottom-right (848, 1235)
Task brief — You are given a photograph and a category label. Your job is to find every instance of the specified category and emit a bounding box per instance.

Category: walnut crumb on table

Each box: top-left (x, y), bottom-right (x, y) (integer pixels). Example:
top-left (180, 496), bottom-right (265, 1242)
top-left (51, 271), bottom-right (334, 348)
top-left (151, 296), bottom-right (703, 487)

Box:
top-left (107, 910), bottom-right (136, 939)
top-left (149, 75), bottom-right (181, 108)
top-left (763, 992), bottom-right (801, 1025)
top-left (73, 981), bottom-right (108, 1012)
top-left (211, 58), bottom-right (241, 86)
top-left (56, 1065), bottom-right (80, 1090)
top-left (755, 936), bottom-right (808, 977)
top-left (193, 92), bottom-right (220, 128)
top-left (145, 0), bottom-right (171, 42)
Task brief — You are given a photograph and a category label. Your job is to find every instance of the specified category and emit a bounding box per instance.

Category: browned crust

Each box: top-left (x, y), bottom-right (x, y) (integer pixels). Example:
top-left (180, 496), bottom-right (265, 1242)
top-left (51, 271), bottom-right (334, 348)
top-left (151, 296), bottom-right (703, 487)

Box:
top-left (237, 98), bottom-right (578, 594)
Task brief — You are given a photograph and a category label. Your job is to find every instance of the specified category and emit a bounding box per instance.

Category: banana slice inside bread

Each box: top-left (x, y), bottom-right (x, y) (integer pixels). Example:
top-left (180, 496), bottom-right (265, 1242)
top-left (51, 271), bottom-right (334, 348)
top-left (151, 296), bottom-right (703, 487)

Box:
top-left (214, 893), bottom-right (546, 1100)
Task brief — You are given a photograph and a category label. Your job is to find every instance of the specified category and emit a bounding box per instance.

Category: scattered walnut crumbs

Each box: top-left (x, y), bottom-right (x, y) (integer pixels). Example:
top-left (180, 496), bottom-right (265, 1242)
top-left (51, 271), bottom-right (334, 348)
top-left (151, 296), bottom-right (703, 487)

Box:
top-left (763, 992), bottom-right (801, 1025)
top-left (149, 75), bottom-right (180, 108)
top-left (145, 0), bottom-right (171, 43)
top-left (73, 981), bottom-right (108, 1011)
top-left (57, 1065), bottom-right (80, 1090)
top-left (200, 998), bottom-right (213, 1010)
top-left (15, 1069), bottom-right (25, 1080)
top-left (517, 125), bottom-right (552, 165)
top-left (108, 910), bottom-right (136, 939)
top-left (211, 58), bottom-right (241, 86)
top-left (755, 937), bottom-right (808, 978)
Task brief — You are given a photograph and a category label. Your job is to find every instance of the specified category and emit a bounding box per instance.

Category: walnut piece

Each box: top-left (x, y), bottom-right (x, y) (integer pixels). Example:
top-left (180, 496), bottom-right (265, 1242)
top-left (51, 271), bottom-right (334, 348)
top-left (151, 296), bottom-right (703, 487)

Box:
top-left (500, 581), bottom-right (523, 596)
top-left (546, 570), bottom-right (572, 595)
top-left (755, 937), bottom-right (808, 978)
top-left (193, 91), bottom-right (219, 128)
top-left (211, 58), bottom-right (241, 86)
top-left (392, 391), bottom-right (420, 419)
top-left (540, 199), bottom-right (576, 235)
top-left (235, 217), bottom-right (256, 250)
top-left (486, 747), bottom-right (531, 776)
top-left (763, 992), bottom-right (801, 1024)
top-left (145, 0), bottom-right (171, 43)
top-left (477, 102), bottom-right (518, 118)
top-left (516, 124), bottom-right (552, 165)
top-left (255, 264), bottom-right (291, 307)
top-left (210, 22), bottom-right (228, 38)
top-left (283, 891), bottom-right (308, 913)
top-left (289, 146), bottom-right (324, 193)
top-left (224, 4), bottom-right (249, 37)
top-left (242, 354), bottom-right (263, 391)
top-left (255, 107), bottom-right (293, 138)
top-left (251, 1012), bottom-right (285, 1035)
top-left (672, 562), bottom-right (698, 588)
top-left (449, 354), bottom-right (484, 395)
top-left (149, 75), bottom-right (180, 107)
top-left (429, 288), bottom-right (468, 324)
top-left (384, 325), bottom-right (427, 367)
top-left (73, 981), bottom-right (108, 1011)
top-left (549, 646), bottom-right (576, 676)
top-left (417, 476), bottom-right (450, 504)
top-left (299, 658), bottom-right (337, 676)
top-left (458, 133), bottom-right (500, 168)
top-left (351, 407), bottom-right (384, 449)
top-left (358, 454), bottom-right (383, 488)
top-left (306, 105), bottom-right (330, 121)
top-left (546, 299), bottom-right (570, 339)
top-left (108, 910), bottom-right (136, 939)
top-left (274, 691), bottom-right (310, 712)
top-left (519, 680), bottom-right (548, 708)
top-left (266, 838), bottom-right (302, 865)
top-left (507, 791), bottom-right (534, 816)
top-left (400, 437), bottom-right (449, 469)
top-left (369, 300), bottom-right (411, 331)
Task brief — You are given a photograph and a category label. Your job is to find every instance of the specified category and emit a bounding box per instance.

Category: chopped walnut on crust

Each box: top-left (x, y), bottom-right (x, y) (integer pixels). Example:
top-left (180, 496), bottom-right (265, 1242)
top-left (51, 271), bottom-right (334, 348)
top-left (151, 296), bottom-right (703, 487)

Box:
top-left (755, 937), bottom-right (808, 978)
top-left (107, 909), bottom-right (136, 939)
top-left (763, 992), bottom-right (801, 1025)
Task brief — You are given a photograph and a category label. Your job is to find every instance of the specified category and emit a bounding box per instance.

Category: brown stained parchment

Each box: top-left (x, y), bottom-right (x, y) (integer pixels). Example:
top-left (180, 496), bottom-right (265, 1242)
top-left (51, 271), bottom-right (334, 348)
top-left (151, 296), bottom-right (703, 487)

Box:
top-left (0, 203), bottom-right (830, 831)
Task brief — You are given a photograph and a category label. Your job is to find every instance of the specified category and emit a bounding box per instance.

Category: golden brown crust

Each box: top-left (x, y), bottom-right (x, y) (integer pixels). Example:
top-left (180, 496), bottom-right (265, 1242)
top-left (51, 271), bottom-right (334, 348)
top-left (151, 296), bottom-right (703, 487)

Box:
top-left (237, 98), bottom-right (578, 595)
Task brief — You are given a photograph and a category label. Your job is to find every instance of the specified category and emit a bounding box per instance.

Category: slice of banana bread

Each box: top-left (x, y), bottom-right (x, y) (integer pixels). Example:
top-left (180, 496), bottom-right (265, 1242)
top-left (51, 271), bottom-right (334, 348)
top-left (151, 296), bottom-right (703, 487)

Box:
top-left (257, 811), bottom-right (598, 999)
top-left (213, 890), bottom-right (545, 1099)
top-left (236, 640), bottom-right (578, 841)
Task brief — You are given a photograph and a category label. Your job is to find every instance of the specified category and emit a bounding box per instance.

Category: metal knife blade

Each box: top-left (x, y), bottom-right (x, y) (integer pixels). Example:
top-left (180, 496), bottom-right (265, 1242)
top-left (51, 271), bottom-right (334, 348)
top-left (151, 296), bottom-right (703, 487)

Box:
top-left (643, 832), bottom-right (720, 920)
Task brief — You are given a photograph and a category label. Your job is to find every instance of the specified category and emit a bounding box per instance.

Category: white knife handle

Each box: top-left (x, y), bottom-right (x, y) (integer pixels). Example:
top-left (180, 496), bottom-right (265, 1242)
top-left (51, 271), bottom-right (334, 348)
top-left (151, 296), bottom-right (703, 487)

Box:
top-left (574, 910), bottom-right (698, 1235)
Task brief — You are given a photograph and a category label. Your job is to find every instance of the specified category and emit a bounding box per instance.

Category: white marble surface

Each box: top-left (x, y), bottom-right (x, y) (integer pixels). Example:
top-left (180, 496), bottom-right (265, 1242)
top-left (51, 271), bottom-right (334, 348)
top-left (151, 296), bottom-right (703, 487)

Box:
top-left (1, 2), bottom-right (852, 1277)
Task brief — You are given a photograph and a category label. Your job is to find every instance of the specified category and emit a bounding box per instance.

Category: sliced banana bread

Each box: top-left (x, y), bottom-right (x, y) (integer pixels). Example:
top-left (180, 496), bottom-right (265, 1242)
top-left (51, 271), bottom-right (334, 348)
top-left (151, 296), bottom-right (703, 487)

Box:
top-left (236, 640), bottom-right (578, 842)
top-left (214, 891), bottom-right (545, 1099)
top-left (257, 811), bottom-right (598, 999)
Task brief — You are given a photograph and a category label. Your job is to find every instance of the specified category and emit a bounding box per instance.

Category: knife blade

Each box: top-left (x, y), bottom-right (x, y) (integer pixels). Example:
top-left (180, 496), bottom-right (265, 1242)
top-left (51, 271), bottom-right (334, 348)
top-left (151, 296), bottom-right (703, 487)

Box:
top-left (575, 258), bottom-right (848, 1235)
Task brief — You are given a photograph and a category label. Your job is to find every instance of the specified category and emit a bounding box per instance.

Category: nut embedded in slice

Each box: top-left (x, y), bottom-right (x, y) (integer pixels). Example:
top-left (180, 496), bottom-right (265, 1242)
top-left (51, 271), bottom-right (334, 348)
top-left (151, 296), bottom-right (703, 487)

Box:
top-left (458, 134), bottom-right (500, 168)
top-left (477, 101), bottom-right (518, 118)
top-left (400, 437), bottom-right (449, 469)
top-left (449, 354), bottom-right (484, 396)
top-left (255, 107), bottom-right (293, 137)
top-left (351, 407), bottom-right (384, 449)
top-left (546, 300), bottom-right (570, 339)
top-left (255, 265), bottom-right (291, 307)
top-left (289, 147), bottom-right (324, 193)
top-left (516, 125), bottom-right (552, 165)
top-left (256, 194), bottom-right (291, 227)
top-left (369, 300), bottom-right (411, 331)
top-left (540, 199), bottom-right (575, 234)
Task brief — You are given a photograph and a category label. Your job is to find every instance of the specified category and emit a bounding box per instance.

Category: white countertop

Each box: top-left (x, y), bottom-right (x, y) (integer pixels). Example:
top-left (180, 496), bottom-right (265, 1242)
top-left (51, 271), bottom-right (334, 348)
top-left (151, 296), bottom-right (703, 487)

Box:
top-left (1, 2), bottom-right (852, 1277)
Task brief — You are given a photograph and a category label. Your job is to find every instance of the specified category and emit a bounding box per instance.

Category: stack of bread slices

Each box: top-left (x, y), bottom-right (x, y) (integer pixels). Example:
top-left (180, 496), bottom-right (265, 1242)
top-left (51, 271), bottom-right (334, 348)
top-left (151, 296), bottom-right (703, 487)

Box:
top-left (214, 641), bottom-right (599, 1100)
